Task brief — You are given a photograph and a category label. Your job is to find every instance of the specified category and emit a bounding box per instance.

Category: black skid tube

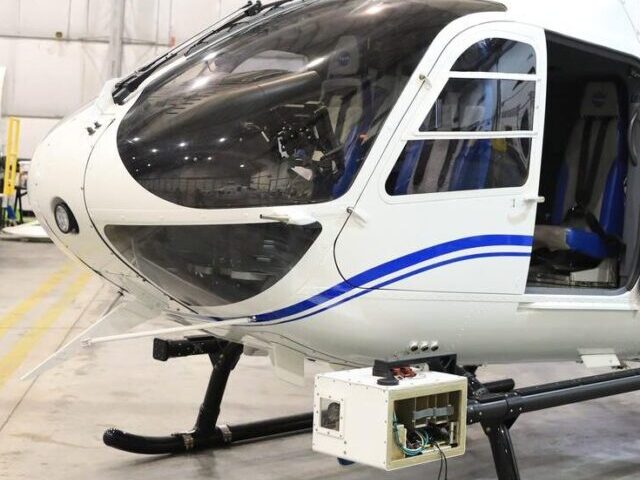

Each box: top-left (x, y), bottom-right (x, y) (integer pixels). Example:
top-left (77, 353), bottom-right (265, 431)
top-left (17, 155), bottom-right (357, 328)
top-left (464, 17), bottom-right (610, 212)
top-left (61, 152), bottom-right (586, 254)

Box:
top-left (468, 367), bottom-right (640, 424)
top-left (103, 378), bottom-right (514, 455)
top-left (104, 413), bottom-right (313, 454)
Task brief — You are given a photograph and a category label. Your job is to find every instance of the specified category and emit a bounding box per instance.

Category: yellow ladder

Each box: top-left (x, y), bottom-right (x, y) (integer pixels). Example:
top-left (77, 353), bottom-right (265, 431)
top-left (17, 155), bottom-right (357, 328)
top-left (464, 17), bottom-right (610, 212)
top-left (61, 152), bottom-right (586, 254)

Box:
top-left (2, 117), bottom-right (20, 225)
top-left (3, 117), bottom-right (20, 198)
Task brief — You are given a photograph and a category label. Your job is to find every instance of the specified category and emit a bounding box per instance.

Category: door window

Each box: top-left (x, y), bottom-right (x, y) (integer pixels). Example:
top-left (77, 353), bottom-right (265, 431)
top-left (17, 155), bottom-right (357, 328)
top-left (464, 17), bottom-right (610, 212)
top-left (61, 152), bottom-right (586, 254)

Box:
top-left (386, 39), bottom-right (537, 196)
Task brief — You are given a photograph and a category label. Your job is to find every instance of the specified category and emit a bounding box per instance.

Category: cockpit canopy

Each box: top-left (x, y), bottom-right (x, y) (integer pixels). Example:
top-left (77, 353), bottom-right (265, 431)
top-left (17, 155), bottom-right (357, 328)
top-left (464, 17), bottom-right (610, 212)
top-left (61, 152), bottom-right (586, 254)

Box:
top-left (117, 0), bottom-right (504, 209)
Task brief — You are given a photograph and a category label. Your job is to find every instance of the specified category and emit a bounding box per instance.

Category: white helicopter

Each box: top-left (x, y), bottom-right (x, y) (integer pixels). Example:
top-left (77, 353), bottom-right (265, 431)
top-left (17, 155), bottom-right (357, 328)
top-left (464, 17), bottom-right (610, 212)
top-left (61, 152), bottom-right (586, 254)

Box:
top-left (23, 0), bottom-right (640, 475)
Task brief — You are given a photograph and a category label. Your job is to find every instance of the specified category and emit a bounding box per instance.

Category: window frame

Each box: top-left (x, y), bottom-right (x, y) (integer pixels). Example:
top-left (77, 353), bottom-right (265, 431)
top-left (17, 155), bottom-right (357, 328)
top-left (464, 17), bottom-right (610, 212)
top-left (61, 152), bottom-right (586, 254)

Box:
top-left (378, 25), bottom-right (546, 204)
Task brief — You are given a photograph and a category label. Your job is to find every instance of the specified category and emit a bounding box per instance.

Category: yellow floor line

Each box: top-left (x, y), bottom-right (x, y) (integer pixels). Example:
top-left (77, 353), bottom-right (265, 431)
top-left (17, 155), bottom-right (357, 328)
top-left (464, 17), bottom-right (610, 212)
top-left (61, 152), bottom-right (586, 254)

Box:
top-left (0, 272), bottom-right (91, 389)
top-left (0, 263), bottom-right (74, 341)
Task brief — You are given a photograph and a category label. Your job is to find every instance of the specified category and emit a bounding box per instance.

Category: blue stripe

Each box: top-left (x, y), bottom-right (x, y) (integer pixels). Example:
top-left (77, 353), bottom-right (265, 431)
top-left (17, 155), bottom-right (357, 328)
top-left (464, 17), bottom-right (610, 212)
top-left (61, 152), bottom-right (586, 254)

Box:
top-left (263, 251), bottom-right (531, 325)
top-left (253, 234), bottom-right (532, 323)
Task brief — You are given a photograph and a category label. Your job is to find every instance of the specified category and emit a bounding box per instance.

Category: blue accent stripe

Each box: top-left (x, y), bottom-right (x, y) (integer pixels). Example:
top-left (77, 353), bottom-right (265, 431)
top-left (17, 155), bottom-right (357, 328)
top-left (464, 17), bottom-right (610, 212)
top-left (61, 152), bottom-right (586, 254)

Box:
top-left (266, 251), bottom-right (531, 325)
top-left (253, 234), bottom-right (532, 323)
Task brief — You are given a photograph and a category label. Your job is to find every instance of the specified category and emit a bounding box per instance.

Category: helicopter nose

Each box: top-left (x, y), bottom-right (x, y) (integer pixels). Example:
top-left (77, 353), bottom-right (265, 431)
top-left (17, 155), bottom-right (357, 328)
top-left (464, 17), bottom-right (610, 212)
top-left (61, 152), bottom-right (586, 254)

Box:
top-left (30, 103), bottom-right (113, 265)
top-left (31, 119), bottom-right (89, 239)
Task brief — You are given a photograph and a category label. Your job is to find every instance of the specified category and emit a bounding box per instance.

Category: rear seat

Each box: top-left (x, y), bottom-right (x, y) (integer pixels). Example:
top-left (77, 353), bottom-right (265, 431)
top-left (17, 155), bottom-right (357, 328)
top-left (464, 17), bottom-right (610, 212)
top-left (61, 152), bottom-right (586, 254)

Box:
top-left (534, 82), bottom-right (627, 260)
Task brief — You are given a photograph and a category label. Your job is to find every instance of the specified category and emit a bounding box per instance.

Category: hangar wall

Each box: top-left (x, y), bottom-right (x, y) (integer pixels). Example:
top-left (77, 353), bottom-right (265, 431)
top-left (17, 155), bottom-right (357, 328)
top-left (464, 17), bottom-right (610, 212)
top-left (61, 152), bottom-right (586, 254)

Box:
top-left (0, 0), bottom-right (248, 157)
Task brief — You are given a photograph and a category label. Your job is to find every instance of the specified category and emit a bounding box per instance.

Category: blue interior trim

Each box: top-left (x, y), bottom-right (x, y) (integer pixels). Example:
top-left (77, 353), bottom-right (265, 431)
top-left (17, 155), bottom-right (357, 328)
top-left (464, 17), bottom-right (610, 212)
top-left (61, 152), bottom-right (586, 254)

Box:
top-left (331, 83), bottom-right (375, 198)
top-left (394, 141), bottom-right (428, 194)
top-left (599, 119), bottom-right (627, 236)
top-left (551, 162), bottom-right (568, 225)
top-left (253, 234), bottom-right (533, 322)
top-left (450, 79), bottom-right (496, 190)
top-left (599, 160), bottom-right (625, 236)
top-left (449, 139), bottom-right (469, 190)
top-left (332, 125), bottom-right (362, 198)
top-left (451, 139), bottom-right (492, 190)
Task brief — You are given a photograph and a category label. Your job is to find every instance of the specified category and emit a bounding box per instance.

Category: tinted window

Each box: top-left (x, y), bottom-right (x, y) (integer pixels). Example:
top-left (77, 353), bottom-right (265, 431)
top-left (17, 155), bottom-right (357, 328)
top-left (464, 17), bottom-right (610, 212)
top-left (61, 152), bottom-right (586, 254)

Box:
top-left (117, 0), bottom-right (504, 209)
top-left (105, 223), bottom-right (321, 307)
top-left (386, 138), bottom-right (531, 195)
top-left (421, 79), bottom-right (536, 132)
top-left (452, 39), bottom-right (536, 73)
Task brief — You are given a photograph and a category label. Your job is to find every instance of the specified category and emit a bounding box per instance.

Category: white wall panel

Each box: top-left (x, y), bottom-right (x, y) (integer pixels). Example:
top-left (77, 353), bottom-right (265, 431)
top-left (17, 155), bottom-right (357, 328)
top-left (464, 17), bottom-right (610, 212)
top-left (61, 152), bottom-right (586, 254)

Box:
top-left (18, 0), bottom-right (73, 38)
top-left (122, 43), bottom-right (164, 74)
top-left (80, 42), bottom-right (109, 103)
top-left (167, 0), bottom-right (249, 44)
top-left (12, 40), bottom-right (84, 117)
top-left (124, 0), bottom-right (162, 43)
top-left (169, 0), bottom-right (219, 43)
top-left (86, 0), bottom-right (111, 40)
top-left (0, 0), bottom-right (90, 39)
top-left (0, 41), bottom-right (16, 118)
top-left (156, 0), bottom-right (172, 44)
top-left (67, 0), bottom-right (90, 39)
top-left (219, 0), bottom-right (253, 18)
top-left (0, 1), bottom-right (20, 36)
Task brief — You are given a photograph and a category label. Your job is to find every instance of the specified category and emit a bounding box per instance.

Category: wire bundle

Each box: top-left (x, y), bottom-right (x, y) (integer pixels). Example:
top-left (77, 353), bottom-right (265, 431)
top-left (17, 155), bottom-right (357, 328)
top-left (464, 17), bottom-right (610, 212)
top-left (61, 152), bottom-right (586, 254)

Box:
top-left (392, 413), bottom-right (448, 479)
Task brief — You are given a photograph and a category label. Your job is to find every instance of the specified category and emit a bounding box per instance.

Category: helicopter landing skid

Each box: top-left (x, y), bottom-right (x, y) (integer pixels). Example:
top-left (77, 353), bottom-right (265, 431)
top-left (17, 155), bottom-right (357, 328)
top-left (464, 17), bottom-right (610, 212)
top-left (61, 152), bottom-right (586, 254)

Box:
top-left (103, 337), bottom-right (311, 454)
top-left (465, 364), bottom-right (640, 480)
top-left (103, 338), bottom-right (640, 480)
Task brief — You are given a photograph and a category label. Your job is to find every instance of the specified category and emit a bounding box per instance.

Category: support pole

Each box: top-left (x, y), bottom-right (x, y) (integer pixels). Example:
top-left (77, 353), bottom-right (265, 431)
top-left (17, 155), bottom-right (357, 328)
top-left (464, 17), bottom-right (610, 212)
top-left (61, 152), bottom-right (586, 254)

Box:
top-left (483, 422), bottom-right (520, 480)
top-left (193, 342), bottom-right (243, 434)
top-left (468, 367), bottom-right (640, 480)
top-left (108, 0), bottom-right (126, 78)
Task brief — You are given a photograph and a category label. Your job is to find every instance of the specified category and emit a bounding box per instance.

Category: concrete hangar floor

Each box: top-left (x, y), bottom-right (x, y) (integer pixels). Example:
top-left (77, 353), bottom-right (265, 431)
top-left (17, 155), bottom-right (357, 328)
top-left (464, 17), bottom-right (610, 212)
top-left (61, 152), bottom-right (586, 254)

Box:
top-left (1, 240), bottom-right (640, 480)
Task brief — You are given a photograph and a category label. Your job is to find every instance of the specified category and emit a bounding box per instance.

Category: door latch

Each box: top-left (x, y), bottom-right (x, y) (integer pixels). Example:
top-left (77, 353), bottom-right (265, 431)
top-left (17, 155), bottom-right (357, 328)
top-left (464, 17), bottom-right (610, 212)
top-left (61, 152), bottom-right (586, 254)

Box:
top-left (523, 196), bottom-right (545, 204)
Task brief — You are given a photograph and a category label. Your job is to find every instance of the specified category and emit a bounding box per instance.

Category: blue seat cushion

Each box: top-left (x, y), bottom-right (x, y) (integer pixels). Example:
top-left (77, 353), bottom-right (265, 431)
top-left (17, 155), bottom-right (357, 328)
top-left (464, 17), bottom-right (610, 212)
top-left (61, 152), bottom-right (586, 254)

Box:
top-left (534, 225), bottom-right (613, 260)
top-left (565, 228), bottom-right (611, 259)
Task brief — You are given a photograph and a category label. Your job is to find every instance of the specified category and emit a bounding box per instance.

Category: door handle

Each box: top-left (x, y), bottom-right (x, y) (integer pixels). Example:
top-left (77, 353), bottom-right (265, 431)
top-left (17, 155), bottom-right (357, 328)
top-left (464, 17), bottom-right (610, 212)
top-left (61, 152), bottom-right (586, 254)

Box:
top-left (523, 196), bottom-right (545, 204)
top-left (346, 206), bottom-right (369, 223)
top-left (260, 211), bottom-right (317, 226)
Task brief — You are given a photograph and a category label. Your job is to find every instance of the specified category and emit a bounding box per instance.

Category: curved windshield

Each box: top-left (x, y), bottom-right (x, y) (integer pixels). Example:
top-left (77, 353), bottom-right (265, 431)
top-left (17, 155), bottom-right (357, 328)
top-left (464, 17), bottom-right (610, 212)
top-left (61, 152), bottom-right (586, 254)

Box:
top-left (117, 0), bottom-right (504, 209)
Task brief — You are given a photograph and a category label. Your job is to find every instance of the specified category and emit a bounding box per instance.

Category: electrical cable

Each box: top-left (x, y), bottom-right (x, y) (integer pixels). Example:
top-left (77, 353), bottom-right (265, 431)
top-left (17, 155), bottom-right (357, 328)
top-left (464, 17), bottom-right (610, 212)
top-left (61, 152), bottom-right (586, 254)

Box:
top-left (392, 412), bottom-right (449, 480)
top-left (392, 413), bottom-right (429, 457)
top-left (433, 441), bottom-right (448, 480)
top-left (436, 448), bottom-right (444, 480)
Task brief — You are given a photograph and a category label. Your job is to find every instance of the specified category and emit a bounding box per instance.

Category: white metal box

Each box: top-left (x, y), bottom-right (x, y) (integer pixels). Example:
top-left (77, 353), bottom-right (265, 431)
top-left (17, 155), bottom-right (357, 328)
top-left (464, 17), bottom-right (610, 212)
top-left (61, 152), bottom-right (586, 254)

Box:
top-left (312, 367), bottom-right (467, 471)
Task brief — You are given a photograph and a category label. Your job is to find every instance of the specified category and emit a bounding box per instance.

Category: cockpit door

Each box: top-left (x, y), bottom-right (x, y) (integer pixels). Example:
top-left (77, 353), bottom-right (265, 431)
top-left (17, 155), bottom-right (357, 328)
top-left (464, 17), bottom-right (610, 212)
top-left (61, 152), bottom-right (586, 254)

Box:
top-left (335, 23), bottom-right (547, 294)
